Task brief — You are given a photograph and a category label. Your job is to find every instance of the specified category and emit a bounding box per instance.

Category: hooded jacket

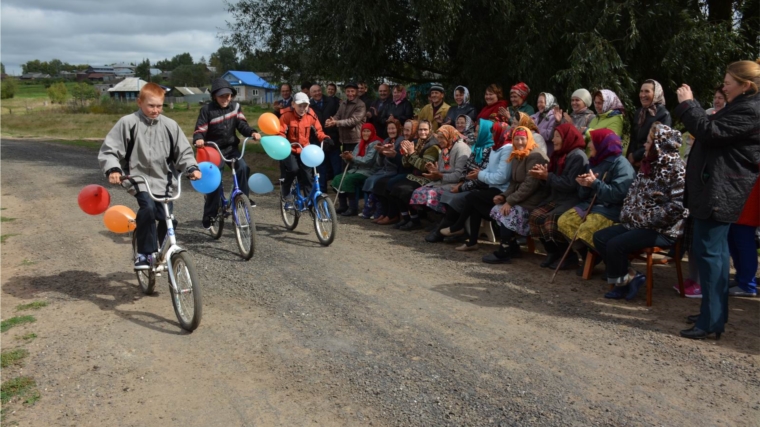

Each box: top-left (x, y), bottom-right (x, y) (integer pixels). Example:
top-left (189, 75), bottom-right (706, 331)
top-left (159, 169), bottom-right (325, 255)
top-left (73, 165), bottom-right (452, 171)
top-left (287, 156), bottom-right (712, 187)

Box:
top-left (193, 79), bottom-right (256, 156)
top-left (278, 106), bottom-right (330, 154)
top-left (620, 125), bottom-right (688, 238)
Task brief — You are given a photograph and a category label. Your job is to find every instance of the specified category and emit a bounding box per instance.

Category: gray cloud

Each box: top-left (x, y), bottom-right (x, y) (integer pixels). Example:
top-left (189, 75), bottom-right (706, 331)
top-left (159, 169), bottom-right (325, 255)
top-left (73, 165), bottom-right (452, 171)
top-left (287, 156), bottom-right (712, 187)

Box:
top-left (0, 0), bottom-right (234, 74)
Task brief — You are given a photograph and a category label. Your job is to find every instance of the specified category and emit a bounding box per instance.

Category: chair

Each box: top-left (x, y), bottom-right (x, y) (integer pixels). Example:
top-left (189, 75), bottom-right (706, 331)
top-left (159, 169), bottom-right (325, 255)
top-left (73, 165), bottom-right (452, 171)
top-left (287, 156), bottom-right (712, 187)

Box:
top-left (582, 239), bottom-right (684, 306)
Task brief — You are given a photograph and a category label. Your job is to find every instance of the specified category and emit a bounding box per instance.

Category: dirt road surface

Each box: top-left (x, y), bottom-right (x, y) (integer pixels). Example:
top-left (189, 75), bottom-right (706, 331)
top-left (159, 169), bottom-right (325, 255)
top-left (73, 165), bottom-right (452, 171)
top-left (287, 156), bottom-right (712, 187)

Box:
top-left (1, 139), bottom-right (758, 427)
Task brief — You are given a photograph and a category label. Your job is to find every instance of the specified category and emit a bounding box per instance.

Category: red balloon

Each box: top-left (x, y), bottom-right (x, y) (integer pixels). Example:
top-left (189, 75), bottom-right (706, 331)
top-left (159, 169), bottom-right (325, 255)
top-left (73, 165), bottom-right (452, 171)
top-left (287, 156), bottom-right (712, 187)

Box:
top-left (196, 146), bottom-right (222, 167)
top-left (78, 184), bottom-right (111, 215)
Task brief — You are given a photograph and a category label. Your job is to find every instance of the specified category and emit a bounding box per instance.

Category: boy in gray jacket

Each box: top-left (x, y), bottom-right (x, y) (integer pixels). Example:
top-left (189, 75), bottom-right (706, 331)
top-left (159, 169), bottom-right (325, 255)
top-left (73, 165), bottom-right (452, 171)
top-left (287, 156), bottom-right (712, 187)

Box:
top-left (99, 83), bottom-right (200, 270)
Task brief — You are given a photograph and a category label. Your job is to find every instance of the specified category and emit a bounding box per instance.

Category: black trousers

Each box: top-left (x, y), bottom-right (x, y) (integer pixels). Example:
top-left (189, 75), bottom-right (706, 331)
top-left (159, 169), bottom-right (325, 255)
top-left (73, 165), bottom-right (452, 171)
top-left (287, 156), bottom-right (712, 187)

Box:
top-left (281, 153), bottom-right (314, 197)
top-left (450, 188), bottom-right (501, 244)
top-left (135, 192), bottom-right (172, 255)
top-left (203, 158), bottom-right (250, 220)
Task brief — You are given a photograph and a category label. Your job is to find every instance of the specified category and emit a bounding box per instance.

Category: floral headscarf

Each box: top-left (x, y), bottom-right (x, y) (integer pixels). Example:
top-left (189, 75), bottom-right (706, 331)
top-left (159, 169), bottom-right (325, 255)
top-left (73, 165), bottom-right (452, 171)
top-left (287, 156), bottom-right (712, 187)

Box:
top-left (473, 119), bottom-right (495, 163)
top-left (359, 123), bottom-right (382, 156)
top-left (536, 92), bottom-right (558, 123)
top-left (549, 124), bottom-right (586, 175)
top-left (491, 121), bottom-right (509, 151)
top-left (404, 119), bottom-right (419, 140)
top-left (507, 126), bottom-right (538, 162)
top-left (457, 114), bottom-right (476, 146)
top-left (595, 89), bottom-right (625, 114)
top-left (516, 112), bottom-right (539, 133)
top-left (434, 125), bottom-right (462, 149)
top-left (393, 86), bottom-right (408, 105)
top-left (454, 85), bottom-right (470, 105)
top-left (510, 82), bottom-right (530, 101)
top-left (413, 120), bottom-right (434, 155)
top-left (637, 79), bottom-right (665, 127)
top-left (589, 128), bottom-right (623, 167)
top-left (640, 124), bottom-right (683, 178)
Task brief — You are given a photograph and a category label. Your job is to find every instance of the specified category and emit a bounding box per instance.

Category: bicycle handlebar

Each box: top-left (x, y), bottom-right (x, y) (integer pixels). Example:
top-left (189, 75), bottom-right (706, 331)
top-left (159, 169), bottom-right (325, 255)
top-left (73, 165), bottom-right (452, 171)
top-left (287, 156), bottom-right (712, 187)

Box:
top-left (120, 174), bottom-right (182, 202)
top-left (204, 138), bottom-right (251, 163)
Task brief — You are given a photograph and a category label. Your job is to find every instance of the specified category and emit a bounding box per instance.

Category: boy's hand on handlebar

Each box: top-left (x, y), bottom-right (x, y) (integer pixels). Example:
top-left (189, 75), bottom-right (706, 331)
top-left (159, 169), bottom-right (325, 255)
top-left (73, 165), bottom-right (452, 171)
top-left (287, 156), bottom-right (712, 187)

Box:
top-left (109, 172), bottom-right (123, 185)
top-left (188, 170), bottom-right (202, 181)
top-left (251, 133), bottom-right (261, 141)
top-left (195, 139), bottom-right (205, 148)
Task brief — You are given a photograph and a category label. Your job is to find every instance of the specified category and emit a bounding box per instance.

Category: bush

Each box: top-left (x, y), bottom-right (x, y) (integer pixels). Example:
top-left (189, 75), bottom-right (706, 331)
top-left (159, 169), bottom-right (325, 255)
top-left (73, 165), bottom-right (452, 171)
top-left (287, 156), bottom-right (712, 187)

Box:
top-left (1, 79), bottom-right (17, 99)
top-left (70, 82), bottom-right (98, 106)
top-left (64, 96), bottom-right (136, 115)
top-left (47, 82), bottom-right (69, 104)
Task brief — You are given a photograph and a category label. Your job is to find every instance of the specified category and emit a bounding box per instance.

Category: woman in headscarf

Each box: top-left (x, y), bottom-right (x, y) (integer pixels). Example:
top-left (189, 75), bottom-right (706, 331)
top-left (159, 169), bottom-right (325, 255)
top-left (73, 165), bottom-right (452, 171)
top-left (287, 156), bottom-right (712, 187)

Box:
top-left (386, 120), bottom-right (442, 230)
top-left (361, 119), bottom-right (404, 219)
top-left (594, 124), bottom-right (687, 300)
top-left (374, 119), bottom-right (419, 224)
top-left (527, 123), bottom-right (589, 267)
top-left (333, 123), bottom-right (382, 216)
top-left (381, 84), bottom-right (414, 126)
top-left (429, 121), bottom-right (511, 242)
top-left (588, 89), bottom-right (625, 136)
top-left (627, 79), bottom-right (671, 166)
top-left (455, 114), bottom-right (476, 146)
top-left (408, 125), bottom-right (471, 217)
top-left (555, 129), bottom-right (635, 270)
top-left (444, 86), bottom-right (477, 125)
top-left (483, 127), bottom-right (550, 263)
top-left (476, 84), bottom-right (510, 121)
top-left (530, 92), bottom-right (559, 152)
top-left (440, 121), bottom-right (513, 251)
top-left (554, 89), bottom-right (596, 134)
top-left (508, 82), bottom-right (535, 115)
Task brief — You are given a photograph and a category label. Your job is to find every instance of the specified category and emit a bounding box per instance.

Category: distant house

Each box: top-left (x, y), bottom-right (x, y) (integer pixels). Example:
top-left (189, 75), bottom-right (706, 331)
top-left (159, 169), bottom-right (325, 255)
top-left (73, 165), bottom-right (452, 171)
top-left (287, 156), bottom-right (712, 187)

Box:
top-left (149, 68), bottom-right (162, 77)
top-left (86, 65), bottom-right (115, 74)
top-left (20, 72), bottom-right (51, 80)
top-left (221, 71), bottom-right (276, 104)
top-left (94, 83), bottom-right (114, 96)
top-left (108, 77), bottom-right (151, 100)
top-left (174, 86), bottom-right (210, 104)
top-left (59, 71), bottom-right (78, 79)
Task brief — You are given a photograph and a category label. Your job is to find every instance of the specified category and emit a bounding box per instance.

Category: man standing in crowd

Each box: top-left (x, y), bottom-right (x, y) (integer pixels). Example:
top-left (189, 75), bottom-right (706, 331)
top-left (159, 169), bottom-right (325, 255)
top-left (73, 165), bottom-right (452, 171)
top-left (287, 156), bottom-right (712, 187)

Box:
top-left (273, 83), bottom-right (293, 117)
top-left (358, 81), bottom-right (372, 111)
top-left (418, 83), bottom-right (450, 132)
top-left (325, 82), bottom-right (366, 154)
top-left (300, 82), bottom-right (312, 95)
top-left (366, 83), bottom-right (392, 139)
top-left (326, 83), bottom-right (339, 100)
top-left (310, 84), bottom-right (341, 191)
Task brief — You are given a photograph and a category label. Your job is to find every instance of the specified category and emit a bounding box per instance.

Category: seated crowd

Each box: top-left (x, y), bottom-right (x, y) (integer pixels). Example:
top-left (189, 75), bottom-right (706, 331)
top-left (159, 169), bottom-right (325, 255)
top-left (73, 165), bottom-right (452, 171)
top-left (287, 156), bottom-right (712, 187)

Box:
top-left (277, 60), bottom-right (760, 341)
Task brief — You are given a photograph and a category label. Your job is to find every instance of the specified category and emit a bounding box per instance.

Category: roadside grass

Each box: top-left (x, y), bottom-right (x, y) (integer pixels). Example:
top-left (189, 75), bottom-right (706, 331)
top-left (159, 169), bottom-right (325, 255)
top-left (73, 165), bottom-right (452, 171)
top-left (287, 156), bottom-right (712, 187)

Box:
top-left (16, 301), bottom-right (48, 311)
top-left (17, 333), bottom-right (37, 342)
top-left (1, 234), bottom-right (19, 243)
top-left (0, 377), bottom-right (40, 405)
top-left (1, 349), bottom-right (29, 368)
top-left (1, 316), bottom-right (36, 333)
top-left (1, 216), bottom-right (16, 222)
top-left (20, 259), bottom-right (37, 266)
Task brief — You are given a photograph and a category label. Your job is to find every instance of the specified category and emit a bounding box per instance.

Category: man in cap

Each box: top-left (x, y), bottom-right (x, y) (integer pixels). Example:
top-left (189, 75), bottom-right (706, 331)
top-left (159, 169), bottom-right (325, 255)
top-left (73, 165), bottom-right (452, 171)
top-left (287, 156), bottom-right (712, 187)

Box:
top-left (417, 83), bottom-right (450, 132)
top-left (325, 82), bottom-right (366, 154)
top-left (194, 78), bottom-right (261, 229)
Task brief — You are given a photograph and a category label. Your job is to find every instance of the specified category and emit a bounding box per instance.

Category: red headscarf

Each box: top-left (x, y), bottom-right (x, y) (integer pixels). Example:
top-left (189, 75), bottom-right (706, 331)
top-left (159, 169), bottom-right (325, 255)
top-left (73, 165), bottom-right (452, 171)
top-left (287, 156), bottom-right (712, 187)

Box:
top-left (510, 82), bottom-right (530, 101)
top-left (359, 123), bottom-right (382, 156)
top-left (491, 121), bottom-right (509, 150)
top-left (548, 124), bottom-right (586, 175)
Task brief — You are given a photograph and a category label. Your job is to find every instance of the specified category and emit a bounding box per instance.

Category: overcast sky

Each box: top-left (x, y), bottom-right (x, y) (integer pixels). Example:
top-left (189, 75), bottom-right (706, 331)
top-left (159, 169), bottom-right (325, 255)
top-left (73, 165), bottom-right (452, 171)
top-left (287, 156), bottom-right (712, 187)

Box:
top-left (1, 0), bottom-right (233, 74)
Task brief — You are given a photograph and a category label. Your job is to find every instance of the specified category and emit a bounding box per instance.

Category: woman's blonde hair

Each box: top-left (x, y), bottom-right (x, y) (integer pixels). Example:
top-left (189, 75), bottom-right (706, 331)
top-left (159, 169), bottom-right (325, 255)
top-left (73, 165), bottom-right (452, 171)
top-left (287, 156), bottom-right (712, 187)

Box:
top-left (726, 59), bottom-right (760, 95)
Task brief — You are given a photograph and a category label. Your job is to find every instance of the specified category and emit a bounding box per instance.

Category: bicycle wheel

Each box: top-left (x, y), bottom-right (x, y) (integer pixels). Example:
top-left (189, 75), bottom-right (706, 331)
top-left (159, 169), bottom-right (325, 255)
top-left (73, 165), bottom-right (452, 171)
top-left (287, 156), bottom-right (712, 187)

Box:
top-left (131, 232), bottom-right (155, 294)
top-left (206, 194), bottom-right (224, 239)
top-left (280, 182), bottom-right (299, 230)
top-left (313, 194), bottom-right (338, 246)
top-left (233, 194), bottom-right (256, 260)
top-left (169, 251), bottom-right (202, 332)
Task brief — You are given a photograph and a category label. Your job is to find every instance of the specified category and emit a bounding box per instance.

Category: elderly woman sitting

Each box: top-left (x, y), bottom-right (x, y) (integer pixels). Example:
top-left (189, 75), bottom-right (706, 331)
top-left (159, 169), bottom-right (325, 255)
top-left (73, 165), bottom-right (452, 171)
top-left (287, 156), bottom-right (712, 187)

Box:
top-left (554, 89), bottom-right (596, 134)
top-left (555, 129), bottom-right (635, 270)
top-left (530, 92), bottom-right (559, 154)
top-left (594, 124), bottom-right (687, 300)
top-left (455, 114), bottom-right (476, 146)
top-left (408, 125), bottom-right (471, 222)
top-left (361, 119), bottom-right (404, 219)
top-left (444, 86), bottom-right (478, 125)
top-left (508, 82), bottom-right (535, 115)
top-left (527, 124), bottom-right (589, 267)
top-left (333, 123), bottom-right (382, 216)
top-left (477, 84), bottom-right (510, 121)
top-left (588, 89), bottom-right (625, 137)
top-left (483, 127), bottom-right (550, 263)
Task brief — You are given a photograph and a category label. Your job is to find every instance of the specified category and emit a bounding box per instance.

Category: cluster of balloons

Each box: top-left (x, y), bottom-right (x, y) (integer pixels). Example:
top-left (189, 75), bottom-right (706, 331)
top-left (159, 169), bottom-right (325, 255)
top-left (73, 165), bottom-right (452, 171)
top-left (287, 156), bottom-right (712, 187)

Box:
top-left (256, 113), bottom-right (324, 167)
top-left (78, 184), bottom-right (135, 234)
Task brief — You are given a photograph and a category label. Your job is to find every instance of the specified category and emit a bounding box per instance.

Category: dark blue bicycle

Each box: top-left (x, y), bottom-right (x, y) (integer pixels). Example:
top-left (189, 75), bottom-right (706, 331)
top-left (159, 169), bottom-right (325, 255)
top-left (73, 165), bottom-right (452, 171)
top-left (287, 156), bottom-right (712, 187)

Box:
top-left (280, 143), bottom-right (338, 246)
top-left (205, 139), bottom-right (256, 260)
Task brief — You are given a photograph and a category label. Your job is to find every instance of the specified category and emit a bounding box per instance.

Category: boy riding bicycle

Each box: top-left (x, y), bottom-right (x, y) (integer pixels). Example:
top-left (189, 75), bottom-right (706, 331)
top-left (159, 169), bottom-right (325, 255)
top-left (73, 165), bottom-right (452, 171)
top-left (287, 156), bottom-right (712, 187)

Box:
top-left (194, 78), bottom-right (261, 228)
top-left (99, 83), bottom-right (200, 270)
top-left (279, 92), bottom-right (333, 201)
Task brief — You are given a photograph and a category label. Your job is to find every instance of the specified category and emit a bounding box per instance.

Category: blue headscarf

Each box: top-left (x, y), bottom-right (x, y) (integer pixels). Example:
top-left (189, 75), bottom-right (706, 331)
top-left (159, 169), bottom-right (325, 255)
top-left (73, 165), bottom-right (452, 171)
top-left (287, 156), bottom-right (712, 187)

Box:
top-left (473, 119), bottom-right (495, 163)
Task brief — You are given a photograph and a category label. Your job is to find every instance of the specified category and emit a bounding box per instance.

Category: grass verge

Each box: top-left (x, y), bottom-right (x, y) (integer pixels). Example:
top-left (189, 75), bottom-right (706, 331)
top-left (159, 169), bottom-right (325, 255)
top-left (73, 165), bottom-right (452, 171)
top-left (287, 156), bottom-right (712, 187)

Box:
top-left (0, 217), bottom-right (16, 222)
top-left (17, 333), bottom-right (37, 342)
top-left (1, 316), bottom-right (36, 333)
top-left (1, 234), bottom-right (19, 243)
top-left (1, 349), bottom-right (29, 368)
top-left (1, 377), bottom-right (40, 405)
top-left (16, 301), bottom-right (48, 311)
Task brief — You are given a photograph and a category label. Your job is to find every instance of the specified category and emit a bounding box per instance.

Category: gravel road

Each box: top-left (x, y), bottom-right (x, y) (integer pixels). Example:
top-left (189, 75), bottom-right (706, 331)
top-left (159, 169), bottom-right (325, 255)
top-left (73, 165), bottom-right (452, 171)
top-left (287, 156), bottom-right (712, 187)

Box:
top-left (1, 139), bottom-right (758, 427)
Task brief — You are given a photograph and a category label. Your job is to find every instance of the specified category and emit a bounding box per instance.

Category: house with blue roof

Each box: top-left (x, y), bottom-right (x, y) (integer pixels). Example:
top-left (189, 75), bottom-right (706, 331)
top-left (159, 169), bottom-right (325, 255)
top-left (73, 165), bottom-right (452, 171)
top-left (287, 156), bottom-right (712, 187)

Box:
top-left (221, 71), bottom-right (277, 105)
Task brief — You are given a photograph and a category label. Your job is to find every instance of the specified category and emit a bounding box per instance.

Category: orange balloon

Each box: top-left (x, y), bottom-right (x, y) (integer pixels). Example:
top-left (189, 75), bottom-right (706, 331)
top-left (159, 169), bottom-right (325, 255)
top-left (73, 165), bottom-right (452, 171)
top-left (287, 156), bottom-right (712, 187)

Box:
top-left (103, 205), bottom-right (137, 234)
top-left (257, 112), bottom-right (281, 135)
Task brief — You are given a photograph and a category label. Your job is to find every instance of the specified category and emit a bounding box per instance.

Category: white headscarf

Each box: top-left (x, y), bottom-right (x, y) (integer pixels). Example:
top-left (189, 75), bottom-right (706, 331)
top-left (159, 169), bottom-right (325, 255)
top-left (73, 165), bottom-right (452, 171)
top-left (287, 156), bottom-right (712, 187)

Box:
top-left (454, 85), bottom-right (470, 105)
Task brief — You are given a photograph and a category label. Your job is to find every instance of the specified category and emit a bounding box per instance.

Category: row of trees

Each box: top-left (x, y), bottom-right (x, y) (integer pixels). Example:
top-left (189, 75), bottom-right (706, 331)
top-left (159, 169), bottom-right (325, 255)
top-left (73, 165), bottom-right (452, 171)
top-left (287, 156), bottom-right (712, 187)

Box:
top-left (223, 0), bottom-right (759, 110)
top-left (46, 82), bottom-right (99, 105)
top-left (21, 59), bottom-right (89, 75)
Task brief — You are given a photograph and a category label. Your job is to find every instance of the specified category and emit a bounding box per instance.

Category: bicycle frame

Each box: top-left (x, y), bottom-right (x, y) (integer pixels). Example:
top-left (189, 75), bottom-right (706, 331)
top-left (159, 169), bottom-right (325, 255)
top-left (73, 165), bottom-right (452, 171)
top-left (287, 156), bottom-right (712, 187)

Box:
top-left (286, 142), bottom-right (323, 212)
top-left (205, 139), bottom-right (251, 227)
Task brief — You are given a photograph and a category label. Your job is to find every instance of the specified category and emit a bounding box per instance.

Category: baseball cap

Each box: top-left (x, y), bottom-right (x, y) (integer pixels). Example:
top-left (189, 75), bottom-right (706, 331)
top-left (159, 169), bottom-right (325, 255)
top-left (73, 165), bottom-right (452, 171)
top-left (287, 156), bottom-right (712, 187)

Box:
top-left (214, 87), bottom-right (233, 96)
top-left (294, 92), bottom-right (310, 105)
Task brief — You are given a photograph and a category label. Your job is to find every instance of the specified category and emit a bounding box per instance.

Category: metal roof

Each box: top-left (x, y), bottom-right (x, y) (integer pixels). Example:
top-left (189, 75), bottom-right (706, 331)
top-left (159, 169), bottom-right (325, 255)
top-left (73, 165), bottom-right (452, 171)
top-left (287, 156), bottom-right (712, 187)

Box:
top-left (108, 77), bottom-right (150, 92)
top-left (222, 71), bottom-right (276, 89)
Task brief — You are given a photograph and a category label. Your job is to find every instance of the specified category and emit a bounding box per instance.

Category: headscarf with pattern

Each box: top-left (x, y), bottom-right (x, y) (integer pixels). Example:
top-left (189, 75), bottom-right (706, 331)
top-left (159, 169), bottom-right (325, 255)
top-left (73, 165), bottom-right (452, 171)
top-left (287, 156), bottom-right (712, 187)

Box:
top-left (589, 128), bottom-right (623, 167)
top-left (510, 82), bottom-right (530, 101)
top-left (507, 126), bottom-right (537, 163)
top-left (492, 121), bottom-right (510, 151)
top-left (393, 86), bottom-right (408, 105)
top-left (434, 125), bottom-right (462, 149)
top-left (637, 79), bottom-right (665, 127)
top-left (537, 92), bottom-right (558, 123)
top-left (549, 124), bottom-right (586, 175)
top-left (457, 114), bottom-right (476, 146)
top-left (516, 112), bottom-right (540, 132)
top-left (596, 89), bottom-right (625, 114)
top-left (640, 124), bottom-right (683, 178)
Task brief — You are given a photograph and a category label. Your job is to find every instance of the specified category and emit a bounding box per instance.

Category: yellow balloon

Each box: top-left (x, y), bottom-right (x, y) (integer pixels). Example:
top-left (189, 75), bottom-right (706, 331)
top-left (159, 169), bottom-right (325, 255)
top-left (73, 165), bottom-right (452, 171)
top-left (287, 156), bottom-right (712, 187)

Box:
top-left (103, 205), bottom-right (137, 234)
top-left (257, 112), bottom-right (281, 135)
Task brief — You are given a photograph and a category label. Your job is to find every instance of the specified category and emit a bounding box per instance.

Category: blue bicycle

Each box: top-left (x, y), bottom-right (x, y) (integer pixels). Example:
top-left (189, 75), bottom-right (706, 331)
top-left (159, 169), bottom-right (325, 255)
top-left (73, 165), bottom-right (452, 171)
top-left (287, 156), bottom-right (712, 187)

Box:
top-left (204, 139), bottom-right (256, 260)
top-left (280, 143), bottom-right (338, 246)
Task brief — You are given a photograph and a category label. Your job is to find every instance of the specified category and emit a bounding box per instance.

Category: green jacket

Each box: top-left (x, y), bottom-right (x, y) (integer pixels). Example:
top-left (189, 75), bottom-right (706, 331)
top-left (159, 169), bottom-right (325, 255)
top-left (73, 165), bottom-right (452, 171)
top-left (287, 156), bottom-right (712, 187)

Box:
top-left (587, 111), bottom-right (624, 138)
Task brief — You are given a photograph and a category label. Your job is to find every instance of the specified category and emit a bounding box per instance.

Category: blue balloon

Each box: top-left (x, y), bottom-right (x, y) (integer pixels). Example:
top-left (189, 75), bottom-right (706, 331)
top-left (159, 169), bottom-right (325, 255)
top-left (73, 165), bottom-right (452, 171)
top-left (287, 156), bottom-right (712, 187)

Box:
top-left (260, 135), bottom-right (292, 161)
top-left (248, 173), bottom-right (274, 194)
top-left (301, 144), bottom-right (325, 167)
top-left (191, 162), bottom-right (222, 194)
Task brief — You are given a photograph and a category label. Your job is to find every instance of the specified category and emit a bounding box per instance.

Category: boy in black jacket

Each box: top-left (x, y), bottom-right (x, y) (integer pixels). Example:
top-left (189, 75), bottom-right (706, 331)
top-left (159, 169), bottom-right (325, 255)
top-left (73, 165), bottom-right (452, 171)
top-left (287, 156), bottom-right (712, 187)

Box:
top-left (194, 78), bottom-right (261, 228)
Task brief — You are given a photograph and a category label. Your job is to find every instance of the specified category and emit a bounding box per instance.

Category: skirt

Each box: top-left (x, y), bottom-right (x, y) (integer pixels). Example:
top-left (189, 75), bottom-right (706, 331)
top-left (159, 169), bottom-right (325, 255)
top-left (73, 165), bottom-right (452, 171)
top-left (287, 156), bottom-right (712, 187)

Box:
top-left (528, 202), bottom-right (565, 242)
top-left (440, 190), bottom-right (469, 213)
top-left (490, 204), bottom-right (531, 236)
top-left (410, 186), bottom-right (446, 213)
top-left (557, 209), bottom-right (615, 249)
top-left (362, 171), bottom-right (396, 193)
top-left (331, 173), bottom-right (368, 193)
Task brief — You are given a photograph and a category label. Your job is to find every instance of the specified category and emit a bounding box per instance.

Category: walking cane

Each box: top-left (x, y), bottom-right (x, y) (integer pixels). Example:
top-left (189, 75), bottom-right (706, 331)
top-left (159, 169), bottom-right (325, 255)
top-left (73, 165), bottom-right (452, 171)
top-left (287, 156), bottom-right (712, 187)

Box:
top-left (333, 156), bottom-right (350, 205)
top-left (550, 172), bottom-right (608, 284)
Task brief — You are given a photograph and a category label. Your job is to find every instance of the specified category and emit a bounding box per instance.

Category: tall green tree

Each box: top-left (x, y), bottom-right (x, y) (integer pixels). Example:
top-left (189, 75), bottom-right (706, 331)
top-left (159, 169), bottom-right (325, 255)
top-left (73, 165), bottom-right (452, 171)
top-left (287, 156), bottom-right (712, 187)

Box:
top-left (169, 63), bottom-right (210, 87)
top-left (209, 46), bottom-right (238, 74)
top-left (1, 63), bottom-right (5, 74)
top-left (135, 59), bottom-right (151, 81)
top-left (71, 82), bottom-right (98, 106)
